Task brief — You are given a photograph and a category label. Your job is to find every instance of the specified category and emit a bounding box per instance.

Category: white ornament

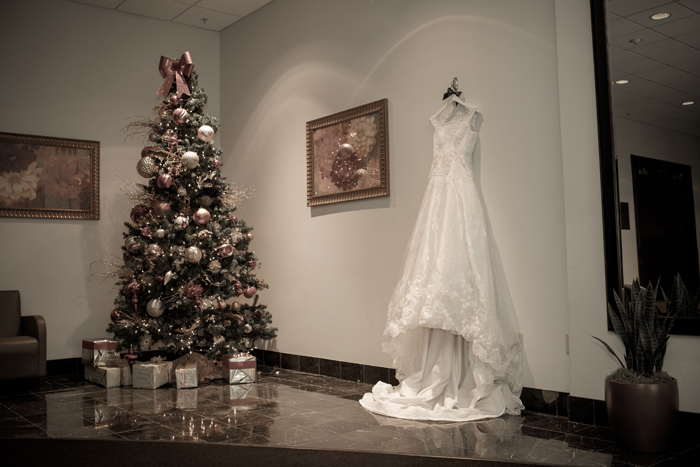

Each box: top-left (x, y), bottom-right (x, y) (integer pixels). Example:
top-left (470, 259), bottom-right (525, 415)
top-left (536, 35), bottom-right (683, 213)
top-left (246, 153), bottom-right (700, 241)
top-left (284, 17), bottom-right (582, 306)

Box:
top-left (146, 299), bottom-right (166, 318)
top-left (164, 271), bottom-right (174, 285)
top-left (181, 151), bottom-right (199, 169)
top-left (197, 125), bottom-right (215, 143)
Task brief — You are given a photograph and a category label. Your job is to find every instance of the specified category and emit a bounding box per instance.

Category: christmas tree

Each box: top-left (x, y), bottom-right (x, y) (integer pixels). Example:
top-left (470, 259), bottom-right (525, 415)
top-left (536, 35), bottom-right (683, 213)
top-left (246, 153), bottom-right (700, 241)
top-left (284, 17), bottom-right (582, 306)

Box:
top-left (106, 52), bottom-right (276, 359)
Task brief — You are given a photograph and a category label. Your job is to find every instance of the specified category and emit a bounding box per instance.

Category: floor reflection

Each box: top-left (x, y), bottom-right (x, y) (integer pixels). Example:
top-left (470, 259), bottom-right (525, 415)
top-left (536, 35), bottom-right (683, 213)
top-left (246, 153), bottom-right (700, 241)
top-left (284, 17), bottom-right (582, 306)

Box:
top-left (0, 367), bottom-right (697, 466)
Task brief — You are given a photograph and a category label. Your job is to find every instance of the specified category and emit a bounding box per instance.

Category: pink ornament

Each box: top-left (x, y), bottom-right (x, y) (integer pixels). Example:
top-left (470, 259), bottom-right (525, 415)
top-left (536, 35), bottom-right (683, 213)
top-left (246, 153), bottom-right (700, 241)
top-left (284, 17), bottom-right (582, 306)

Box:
top-left (130, 204), bottom-right (150, 224)
top-left (172, 108), bottom-right (188, 125)
top-left (247, 261), bottom-right (257, 268)
top-left (246, 232), bottom-right (254, 241)
top-left (216, 243), bottom-right (234, 258)
top-left (141, 147), bottom-right (154, 158)
top-left (157, 173), bottom-right (174, 189)
top-left (218, 300), bottom-right (228, 310)
top-left (124, 278), bottom-right (140, 312)
top-left (212, 159), bottom-right (221, 169)
top-left (153, 200), bottom-right (171, 216)
top-left (141, 227), bottom-right (152, 238)
top-left (168, 133), bottom-right (179, 152)
top-left (234, 281), bottom-right (242, 289)
top-left (243, 287), bottom-right (257, 299)
top-left (169, 95), bottom-right (180, 106)
top-left (145, 243), bottom-right (163, 259)
top-left (192, 208), bottom-right (211, 225)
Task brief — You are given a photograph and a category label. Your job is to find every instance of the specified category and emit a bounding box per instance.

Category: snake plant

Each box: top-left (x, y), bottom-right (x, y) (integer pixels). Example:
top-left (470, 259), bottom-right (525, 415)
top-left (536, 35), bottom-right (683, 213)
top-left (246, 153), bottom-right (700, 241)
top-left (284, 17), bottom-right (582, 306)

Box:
top-left (593, 276), bottom-right (683, 377)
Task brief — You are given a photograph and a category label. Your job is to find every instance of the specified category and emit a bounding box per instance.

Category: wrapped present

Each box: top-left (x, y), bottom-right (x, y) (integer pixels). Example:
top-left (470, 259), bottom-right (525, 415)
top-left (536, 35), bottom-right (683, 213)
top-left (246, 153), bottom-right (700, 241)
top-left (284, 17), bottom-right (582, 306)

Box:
top-left (82, 338), bottom-right (120, 367)
top-left (223, 383), bottom-right (258, 407)
top-left (172, 355), bottom-right (199, 389)
top-left (84, 359), bottom-right (132, 388)
top-left (133, 360), bottom-right (173, 389)
top-left (223, 352), bottom-right (256, 384)
top-left (176, 388), bottom-right (198, 409)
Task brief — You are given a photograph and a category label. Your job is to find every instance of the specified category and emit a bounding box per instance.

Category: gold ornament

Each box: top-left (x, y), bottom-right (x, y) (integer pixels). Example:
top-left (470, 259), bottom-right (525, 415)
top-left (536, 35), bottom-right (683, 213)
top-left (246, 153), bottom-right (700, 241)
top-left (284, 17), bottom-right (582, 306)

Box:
top-left (184, 246), bottom-right (202, 263)
top-left (136, 157), bottom-right (159, 178)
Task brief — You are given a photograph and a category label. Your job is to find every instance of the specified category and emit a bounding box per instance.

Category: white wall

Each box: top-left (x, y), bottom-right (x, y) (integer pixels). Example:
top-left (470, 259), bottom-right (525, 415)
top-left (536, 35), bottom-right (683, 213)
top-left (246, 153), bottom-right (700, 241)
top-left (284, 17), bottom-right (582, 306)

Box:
top-left (615, 116), bottom-right (700, 285)
top-left (220, 0), bottom-right (571, 392)
top-left (0, 0), bottom-right (220, 360)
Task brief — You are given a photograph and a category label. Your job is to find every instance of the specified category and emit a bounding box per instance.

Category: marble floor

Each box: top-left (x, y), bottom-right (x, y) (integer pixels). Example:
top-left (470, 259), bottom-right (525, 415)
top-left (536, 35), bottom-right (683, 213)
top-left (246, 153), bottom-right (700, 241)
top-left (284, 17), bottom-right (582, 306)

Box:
top-left (0, 366), bottom-right (698, 467)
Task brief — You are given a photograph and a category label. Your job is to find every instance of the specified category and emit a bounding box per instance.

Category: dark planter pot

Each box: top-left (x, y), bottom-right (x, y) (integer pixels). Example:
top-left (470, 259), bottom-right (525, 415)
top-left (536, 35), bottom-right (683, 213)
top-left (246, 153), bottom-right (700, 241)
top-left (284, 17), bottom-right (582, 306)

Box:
top-left (605, 379), bottom-right (679, 453)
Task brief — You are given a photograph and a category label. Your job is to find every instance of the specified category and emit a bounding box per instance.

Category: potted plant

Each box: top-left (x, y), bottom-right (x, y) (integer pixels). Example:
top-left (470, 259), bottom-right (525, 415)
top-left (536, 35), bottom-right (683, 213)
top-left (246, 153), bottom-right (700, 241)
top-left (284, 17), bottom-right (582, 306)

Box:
top-left (593, 276), bottom-right (684, 453)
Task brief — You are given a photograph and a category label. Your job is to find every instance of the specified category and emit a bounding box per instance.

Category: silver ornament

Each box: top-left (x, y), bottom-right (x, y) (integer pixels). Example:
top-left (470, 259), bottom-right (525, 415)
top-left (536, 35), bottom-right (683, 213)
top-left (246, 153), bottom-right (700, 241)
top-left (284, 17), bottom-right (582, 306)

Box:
top-left (136, 157), bottom-right (159, 178)
top-left (243, 324), bottom-right (252, 334)
top-left (177, 187), bottom-right (187, 197)
top-left (232, 301), bottom-right (241, 312)
top-left (181, 151), bottom-right (199, 169)
top-left (174, 216), bottom-right (189, 230)
top-left (164, 270), bottom-right (174, 285)
top-left (125, 236), bottom-right (141, 253)
top-left (185, 246), bottom-right (202, 263)
top-left (146, 299), bottom-right (166, 318)
top-left (197, 125), bottom-right (215, 142)
top-left (148, 131), bottom-right (159, 142)
top-left (155, 229), bottom-right (166, 238)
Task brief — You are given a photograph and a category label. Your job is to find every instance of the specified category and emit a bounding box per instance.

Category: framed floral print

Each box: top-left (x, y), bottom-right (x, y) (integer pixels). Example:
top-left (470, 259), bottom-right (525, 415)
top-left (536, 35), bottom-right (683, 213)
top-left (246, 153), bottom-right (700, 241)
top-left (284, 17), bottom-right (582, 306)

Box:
top-left (0, 132), bottom-right (99, 219)
top-left (306, 98), bottom-right (389, 206)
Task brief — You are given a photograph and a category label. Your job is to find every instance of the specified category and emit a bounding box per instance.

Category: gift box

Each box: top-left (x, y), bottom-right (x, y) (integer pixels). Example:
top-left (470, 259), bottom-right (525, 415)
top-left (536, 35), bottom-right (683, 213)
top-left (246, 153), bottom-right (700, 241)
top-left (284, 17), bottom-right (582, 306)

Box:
top-left (223, 353), bottom-right (257, 384)
top-left (132, 361), bottom-right (173, 389)
top-left (176, 388), bottom-right (198, 409)
top-left (84, 359), bottom-right (132, 388)
top-left (223, 383), bottom-right (258, 407)
top-left (82, 338), bottom-right (120, 367)
top-left (173, 358), bottom-right (198, 389)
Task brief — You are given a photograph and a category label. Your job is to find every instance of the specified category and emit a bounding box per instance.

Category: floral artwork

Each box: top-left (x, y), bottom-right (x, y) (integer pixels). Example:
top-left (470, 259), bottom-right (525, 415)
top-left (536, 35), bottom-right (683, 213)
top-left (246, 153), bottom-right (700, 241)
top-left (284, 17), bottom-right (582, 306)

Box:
top-left (0, 132), bottom-right (99, 219)
top-left (307, 99), bottom-right (389, 206)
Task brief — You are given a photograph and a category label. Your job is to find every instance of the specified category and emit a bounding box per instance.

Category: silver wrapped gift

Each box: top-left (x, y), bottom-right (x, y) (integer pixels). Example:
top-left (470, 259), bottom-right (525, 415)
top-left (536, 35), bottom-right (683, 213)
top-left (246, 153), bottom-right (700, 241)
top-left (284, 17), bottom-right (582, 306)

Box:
top-left (81, 338), bottom-right (120, 367)
top-left (132, 361), bottom-right (173, 389)
top-left (173, 357), bottom-right (198, 389)
top-left (223, 352), bottom-right (257, 384)
top-left (223, 383), bottom-right (258, 407)
top-left (176, 388), bottom-right (198, 409)
top-left (83, 359), bottom-right (132, 388)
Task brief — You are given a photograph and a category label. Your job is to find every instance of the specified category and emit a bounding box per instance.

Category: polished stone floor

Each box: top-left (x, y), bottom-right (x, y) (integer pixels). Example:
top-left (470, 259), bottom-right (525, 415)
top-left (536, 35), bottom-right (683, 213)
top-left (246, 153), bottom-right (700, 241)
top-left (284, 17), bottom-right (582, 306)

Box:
top-left (1, 366), bottom-right (698, 467)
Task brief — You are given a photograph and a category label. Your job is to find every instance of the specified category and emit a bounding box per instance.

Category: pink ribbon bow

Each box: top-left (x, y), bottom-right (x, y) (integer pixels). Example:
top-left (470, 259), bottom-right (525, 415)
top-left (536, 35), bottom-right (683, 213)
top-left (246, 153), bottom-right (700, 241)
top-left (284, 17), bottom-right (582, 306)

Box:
top-left (156, 52), bottom-right (194, 97)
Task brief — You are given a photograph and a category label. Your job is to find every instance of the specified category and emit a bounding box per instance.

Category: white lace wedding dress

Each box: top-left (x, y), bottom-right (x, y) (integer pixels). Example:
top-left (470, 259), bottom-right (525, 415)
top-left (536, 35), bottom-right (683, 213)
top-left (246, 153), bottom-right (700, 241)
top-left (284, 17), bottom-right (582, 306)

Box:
top-left (360, 99), bottom-right (524, 422)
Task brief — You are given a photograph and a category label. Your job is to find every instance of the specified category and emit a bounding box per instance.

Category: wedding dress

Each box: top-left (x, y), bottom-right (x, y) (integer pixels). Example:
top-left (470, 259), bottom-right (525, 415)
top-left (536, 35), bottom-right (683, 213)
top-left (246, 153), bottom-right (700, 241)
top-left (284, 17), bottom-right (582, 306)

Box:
top-left (360, 98), bottom-right (524, 422)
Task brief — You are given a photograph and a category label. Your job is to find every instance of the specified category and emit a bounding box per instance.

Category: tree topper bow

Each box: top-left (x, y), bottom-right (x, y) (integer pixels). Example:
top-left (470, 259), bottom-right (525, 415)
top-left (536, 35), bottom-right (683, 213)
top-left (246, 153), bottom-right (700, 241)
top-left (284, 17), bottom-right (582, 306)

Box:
top-left (156, 52), bottom-right (194, 97)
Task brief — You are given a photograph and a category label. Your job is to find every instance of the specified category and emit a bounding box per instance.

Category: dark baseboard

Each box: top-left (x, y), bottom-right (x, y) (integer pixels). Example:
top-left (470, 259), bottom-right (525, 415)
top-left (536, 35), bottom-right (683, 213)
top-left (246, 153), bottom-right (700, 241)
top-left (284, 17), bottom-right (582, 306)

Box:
top-left (46, 357), bottom-right (83, 377)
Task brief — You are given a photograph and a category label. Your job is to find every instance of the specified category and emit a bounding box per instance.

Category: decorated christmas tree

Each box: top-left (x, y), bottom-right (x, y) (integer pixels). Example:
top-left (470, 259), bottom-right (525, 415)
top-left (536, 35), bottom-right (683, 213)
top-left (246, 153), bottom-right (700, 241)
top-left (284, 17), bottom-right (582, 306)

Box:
top-left (106, 52), bottom-right (276, 359)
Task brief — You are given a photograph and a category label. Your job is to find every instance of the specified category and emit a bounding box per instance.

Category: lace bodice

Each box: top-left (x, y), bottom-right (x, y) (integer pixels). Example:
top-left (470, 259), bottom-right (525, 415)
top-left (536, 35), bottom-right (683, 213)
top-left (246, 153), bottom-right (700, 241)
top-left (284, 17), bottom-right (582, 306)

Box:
top-left (429, 106), bottom-right (479, 181)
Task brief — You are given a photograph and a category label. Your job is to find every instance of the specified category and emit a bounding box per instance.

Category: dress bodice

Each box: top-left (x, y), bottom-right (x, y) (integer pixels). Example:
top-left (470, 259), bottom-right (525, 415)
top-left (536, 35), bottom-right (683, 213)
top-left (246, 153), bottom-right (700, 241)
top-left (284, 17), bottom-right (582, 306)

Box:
top-left (429, 106), bottom-right (479, 181)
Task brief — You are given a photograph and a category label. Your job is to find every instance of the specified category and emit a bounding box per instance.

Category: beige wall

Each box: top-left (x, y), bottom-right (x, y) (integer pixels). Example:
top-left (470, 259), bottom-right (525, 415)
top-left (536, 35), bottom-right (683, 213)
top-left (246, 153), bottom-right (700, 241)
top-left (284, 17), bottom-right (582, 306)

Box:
top-left (0, 0), bottom-right (220, 360)
top-left (219, 0), bottom-right (571, 392)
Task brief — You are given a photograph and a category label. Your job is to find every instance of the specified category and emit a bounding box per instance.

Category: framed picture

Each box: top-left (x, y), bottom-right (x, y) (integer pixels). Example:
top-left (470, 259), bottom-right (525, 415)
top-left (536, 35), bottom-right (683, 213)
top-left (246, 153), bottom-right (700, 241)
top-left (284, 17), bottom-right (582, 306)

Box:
top-left (0, 132), bottom-right (99, 219)
top-left (306, 98), bottom-right (389, 206)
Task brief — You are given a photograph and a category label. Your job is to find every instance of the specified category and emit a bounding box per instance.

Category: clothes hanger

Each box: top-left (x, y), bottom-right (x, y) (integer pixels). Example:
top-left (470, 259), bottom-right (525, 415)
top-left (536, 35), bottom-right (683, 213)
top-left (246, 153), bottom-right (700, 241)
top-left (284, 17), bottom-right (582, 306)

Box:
top-left (431, 78), bottom-right (471, 120)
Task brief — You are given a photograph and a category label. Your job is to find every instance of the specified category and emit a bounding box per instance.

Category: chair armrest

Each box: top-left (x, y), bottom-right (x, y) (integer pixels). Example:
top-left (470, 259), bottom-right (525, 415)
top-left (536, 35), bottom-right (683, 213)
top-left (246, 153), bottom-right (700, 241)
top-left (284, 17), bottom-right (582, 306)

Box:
top-left (21, 315), bottom-right (46, 377)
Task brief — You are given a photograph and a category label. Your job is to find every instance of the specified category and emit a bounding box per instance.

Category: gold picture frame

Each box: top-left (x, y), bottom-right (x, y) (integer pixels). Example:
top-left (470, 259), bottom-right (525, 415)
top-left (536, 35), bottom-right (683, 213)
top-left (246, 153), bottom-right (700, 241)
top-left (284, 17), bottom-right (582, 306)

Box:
top-left (306, 98), bottom-right (389, 206)
top-left (0, 132), bottom-right (99, 219)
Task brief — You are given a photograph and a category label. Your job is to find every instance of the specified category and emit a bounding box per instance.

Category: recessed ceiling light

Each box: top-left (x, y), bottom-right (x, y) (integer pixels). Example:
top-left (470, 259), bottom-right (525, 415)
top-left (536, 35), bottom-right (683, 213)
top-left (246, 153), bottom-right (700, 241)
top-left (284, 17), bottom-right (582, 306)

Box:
top-left (614, 79), bottom-right (630, 85)
top-left (629, 38), bottom-right (643, 45)
top-left (650, 12), bottom-right (671, 20)
top-left (682, 101), bottom-right (695, 106)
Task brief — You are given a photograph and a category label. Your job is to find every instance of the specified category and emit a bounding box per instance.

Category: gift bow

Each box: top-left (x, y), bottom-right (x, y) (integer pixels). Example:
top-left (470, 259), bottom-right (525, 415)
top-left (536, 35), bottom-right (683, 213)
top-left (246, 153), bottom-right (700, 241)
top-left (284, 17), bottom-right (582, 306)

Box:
top-left (156, 52), bottom-right (194, 97)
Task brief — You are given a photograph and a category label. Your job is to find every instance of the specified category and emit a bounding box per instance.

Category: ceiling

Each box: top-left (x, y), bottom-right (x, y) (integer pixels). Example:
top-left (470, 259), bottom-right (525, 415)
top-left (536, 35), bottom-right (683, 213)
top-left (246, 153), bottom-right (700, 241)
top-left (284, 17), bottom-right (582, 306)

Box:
top-left (607, 0), bottom-right (700, 137)
top-left (69, 0), bottom-right (273, 31)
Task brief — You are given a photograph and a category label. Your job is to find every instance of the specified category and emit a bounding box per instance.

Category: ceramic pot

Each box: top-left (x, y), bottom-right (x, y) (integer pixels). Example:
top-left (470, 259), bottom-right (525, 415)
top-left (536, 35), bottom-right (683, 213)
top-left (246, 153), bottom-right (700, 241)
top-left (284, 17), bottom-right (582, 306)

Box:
top-left (605, 379), bottom-right (678, 453)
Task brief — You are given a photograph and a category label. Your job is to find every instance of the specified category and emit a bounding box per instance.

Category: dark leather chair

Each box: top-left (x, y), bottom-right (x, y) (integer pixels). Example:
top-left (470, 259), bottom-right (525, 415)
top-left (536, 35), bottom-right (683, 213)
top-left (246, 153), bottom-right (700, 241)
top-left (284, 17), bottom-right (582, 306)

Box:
top-left (0, 290), bottom-right (46, 380)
